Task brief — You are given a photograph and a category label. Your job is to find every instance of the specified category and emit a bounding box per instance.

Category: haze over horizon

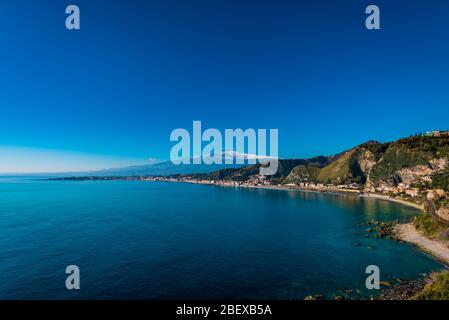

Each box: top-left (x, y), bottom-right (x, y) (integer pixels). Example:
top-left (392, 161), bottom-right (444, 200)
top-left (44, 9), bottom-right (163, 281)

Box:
top-left (2, 129), bottom-right (447, 174)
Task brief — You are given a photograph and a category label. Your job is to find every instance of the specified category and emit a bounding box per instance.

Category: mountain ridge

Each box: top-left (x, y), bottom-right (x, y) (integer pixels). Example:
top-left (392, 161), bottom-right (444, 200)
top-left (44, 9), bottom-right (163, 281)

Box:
top-left (180, 132), bottom-right (449, 191)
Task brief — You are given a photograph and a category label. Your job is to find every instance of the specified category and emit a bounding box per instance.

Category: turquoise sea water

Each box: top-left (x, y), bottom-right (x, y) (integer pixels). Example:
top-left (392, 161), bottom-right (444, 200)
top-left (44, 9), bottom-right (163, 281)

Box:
top-left (0, 177), bottom-right (442, 299)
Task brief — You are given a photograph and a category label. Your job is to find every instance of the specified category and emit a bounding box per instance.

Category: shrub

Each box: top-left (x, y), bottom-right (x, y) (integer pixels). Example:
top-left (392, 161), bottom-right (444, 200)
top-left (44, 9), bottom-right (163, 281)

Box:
top-left (415, 271), bottom-right (449, 300)
top-left (414, 214), bottom-right (447, 237)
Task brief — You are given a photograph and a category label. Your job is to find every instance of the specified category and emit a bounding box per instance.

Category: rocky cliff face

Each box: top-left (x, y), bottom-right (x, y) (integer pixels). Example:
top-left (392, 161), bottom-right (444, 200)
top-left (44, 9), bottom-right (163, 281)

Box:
top-left (316, 148), bottom-right (375, 184)
top-left (362, 134), bottom-right (449, 190)
top-left (437, 206), bottom-right (449, 222)
top-left (358, 149), bottom-right (377, 176)
top-left (367, 158), bottom-right (448, 189)
top-left (285, 139), bottom-right (449, 189)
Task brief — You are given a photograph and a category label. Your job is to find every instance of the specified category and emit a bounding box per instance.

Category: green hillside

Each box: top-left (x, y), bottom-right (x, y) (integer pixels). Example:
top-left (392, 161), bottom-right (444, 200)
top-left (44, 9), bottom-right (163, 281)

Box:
top-left (181, 133), bottom-right (449, 189)
top-left (284, 164), bottom-right (321, 183)
top-left (369, 135), bottom-right (449, 182)
top-left (316, 147), bottom-right (376, 184)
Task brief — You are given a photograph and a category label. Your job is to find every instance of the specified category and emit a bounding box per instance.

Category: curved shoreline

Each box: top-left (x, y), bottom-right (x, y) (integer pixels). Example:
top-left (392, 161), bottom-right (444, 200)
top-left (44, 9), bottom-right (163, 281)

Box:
top-left (51, 177), bottom-right (449, 298)
top-left (246, 184), bottom-right (449, 267)
top-left (205, 182), bottom-right (425, 211)
top-left (358, 193), bottom-right (424, 211)
top-left (203, 181), bottom-right (449, 299)
top-left (200, 182), bottom-right (449, 266)
top-left (235, 183), bottom-right (449, 298)
top-left (395, 223), bottom-right (449, 266)
top-left (139, 179), bottom-right (449, 270)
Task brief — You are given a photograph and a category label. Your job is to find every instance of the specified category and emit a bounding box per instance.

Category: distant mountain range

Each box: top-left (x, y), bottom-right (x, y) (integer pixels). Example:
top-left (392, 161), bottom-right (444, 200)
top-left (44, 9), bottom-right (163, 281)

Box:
top-left (56, 151), bottom-right (275, 177)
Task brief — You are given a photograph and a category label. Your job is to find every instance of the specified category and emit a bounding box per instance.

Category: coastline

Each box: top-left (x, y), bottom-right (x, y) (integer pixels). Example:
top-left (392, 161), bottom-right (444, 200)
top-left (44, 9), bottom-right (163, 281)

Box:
top-left (57, 176), bottom-right (449, 270)
top-left (395, 223), bottom-right (449, 266)
top-left (190, 181), bottom-right (449, 280)
top-left (235, 182), bottom-right (449, 298)
top-left (200, 181), bottom-right (449, 299)
top-left (50, 176), bottom-right (449, 299)
top-left (244, 185), bottom-right (449, 266)
top-left (194, 181), bottom-right (425, 211)
top-left (358, 193), bottom-right (424, 211)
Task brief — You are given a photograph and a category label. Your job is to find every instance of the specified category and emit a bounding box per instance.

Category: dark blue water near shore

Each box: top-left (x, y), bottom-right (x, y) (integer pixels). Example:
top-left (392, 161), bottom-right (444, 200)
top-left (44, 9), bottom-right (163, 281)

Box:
top-left (0, 178), bottom-right (442, 299)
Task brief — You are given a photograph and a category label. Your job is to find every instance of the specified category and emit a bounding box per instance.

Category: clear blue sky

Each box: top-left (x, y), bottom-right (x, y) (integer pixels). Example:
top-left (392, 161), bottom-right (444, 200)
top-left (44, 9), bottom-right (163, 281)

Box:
top-left (1, 0), bottom-right (448, 172)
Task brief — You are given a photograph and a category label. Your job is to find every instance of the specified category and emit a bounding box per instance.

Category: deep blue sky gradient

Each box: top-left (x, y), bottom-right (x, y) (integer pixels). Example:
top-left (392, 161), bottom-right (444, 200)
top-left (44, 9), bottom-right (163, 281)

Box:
top-left (1, 0), bottom-right (448, 171)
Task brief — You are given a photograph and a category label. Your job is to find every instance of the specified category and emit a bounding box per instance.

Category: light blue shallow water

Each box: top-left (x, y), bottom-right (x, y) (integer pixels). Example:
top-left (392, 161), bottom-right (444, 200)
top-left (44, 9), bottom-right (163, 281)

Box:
top-left (0, 178), bottom-right (442, 299)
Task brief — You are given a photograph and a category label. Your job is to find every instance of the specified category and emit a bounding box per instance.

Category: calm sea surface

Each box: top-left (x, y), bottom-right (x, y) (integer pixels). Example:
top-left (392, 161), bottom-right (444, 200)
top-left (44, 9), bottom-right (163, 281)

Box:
top-left (0, 177), bottom-right (442, 299)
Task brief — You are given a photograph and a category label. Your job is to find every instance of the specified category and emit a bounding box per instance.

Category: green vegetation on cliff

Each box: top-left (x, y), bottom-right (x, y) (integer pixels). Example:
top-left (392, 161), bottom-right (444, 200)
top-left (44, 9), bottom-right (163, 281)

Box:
top-left (316, 148), bottom-right (375, 184)
top-left (414, 271), bottom-right (449, 300)
top-left (311, 134), bottom-right (449, 186)
top-left (370, 135), bottom-right (449, 182)
top-left (369, 145), bottom-right (431, 182)
top-left (432, 169), bottom-right (449, 192)
top-left (285, 142), bottom-right (383, 185)
top-left (414, 214), bottom-right (448, 238)
top-left (396, 135), bottom-right (449, 158)
top-left (284, 164), bottom-right (320, 183)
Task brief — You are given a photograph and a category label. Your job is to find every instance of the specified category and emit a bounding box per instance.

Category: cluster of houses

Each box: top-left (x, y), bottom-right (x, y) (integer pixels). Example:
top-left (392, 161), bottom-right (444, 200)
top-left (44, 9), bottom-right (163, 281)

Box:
top-left (183, 175), bottom-right (271, 187)
top-left (246, 175), bottom-right (270, 186)
top-left (365, 183), bottom-right (421, 198)
top-left (143, 174), bottom-right (272, 188)
top-left (283, 182), bottom-right (361, 193)
top-left (366, 181), bottom-right (448, 201)
top-left (142, 176), bottom-right (177, 182)
top-left (425, 130), bottom-right (449, 137)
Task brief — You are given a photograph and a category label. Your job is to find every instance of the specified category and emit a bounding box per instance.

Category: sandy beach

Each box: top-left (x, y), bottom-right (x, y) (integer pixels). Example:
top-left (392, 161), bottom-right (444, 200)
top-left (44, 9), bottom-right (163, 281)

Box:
top-left (395, 223), bottom-right (449, 266)
top-left (359, 193), bottom-right (424, 210)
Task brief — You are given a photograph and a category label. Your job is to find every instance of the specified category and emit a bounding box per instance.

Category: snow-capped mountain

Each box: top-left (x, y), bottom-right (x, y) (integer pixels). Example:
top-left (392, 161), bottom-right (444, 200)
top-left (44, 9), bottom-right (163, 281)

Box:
top-left (59, 151), bottom-right (275, 177)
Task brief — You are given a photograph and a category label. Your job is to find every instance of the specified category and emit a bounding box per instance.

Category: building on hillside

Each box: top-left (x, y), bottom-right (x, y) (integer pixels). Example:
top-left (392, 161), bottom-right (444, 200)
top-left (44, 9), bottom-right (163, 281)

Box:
top-left (405, 188), bottom-right (420, 198)
top-left (425, 130), bottom-right (449, 137)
